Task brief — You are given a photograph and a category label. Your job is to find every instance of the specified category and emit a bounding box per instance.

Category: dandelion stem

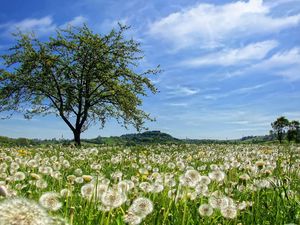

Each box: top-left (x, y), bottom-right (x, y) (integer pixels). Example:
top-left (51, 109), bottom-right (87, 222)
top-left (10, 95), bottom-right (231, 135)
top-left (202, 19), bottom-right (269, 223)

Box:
top-left (181, 196), bottom-right (188, 225)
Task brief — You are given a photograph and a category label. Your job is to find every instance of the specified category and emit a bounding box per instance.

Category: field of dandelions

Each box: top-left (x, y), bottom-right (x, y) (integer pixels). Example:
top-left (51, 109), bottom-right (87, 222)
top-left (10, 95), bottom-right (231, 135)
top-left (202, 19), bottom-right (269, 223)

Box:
top-left (0, 144), bottom-right (300, 225)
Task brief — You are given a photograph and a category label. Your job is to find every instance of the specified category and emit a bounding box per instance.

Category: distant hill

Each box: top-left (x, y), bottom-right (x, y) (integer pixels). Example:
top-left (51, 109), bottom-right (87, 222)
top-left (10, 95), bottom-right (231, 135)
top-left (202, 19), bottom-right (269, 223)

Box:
top-left (121, 130), bottom-right (180, 142)
top-left (83, 130), bottom-right (181, 145)
top-left (0, 131), bottom-right (276, 147)
top-left (84, 131), bottom-right (275, 145)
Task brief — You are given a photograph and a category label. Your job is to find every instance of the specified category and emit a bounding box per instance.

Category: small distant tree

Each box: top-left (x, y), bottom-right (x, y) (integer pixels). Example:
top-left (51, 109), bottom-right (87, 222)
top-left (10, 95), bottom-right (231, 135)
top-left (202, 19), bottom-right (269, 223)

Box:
top-left (287, 120), bottom-right (300, 143)
top-left (0, 24), bottom-right (159, 146)
top-left (296, 128), bottom-right (300, 143)
top-left (271, 116), bottom-right (289, 143)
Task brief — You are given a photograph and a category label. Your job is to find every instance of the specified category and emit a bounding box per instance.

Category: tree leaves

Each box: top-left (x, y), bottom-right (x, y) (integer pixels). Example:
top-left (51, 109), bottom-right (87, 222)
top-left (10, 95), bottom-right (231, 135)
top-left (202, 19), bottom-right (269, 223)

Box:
top-left (0, 24), bottom-right (159, 145)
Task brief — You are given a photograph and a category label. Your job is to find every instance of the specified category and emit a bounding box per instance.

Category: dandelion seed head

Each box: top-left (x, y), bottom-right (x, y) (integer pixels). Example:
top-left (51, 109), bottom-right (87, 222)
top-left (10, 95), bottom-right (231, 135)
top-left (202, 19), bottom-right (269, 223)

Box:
top-left (221, 206), bottom-right (237, 219)
top-left (198, 204), bottom-right (214, 217)
top-left (184, 170), bottom-right (201, 187)
top-left (101, 189), bottom-right (126, 209)
top-left (81, 183), bottom-right (95, 199)
top-left (0, 198), bottom-right (53, 225)
top-left (129, 197), bottom-right (153, 218)
top-left (14, 171), bottom-right (26, 181)
top-left (208, 170), bottom-right (226, 182)
top-left (123, 212), bottom-right (142, 225)
top-left (35, 179), bottom-right (48, 189)
top-left (39, 192), bottom-right (62, 211)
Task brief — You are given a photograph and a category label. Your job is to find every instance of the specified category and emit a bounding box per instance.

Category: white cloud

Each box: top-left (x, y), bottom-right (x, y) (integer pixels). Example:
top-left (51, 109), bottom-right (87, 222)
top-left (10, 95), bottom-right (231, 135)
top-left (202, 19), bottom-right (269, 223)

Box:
top-left (174, 108), bottom-right (274, 131)
top-left (1, 16), bottom-right (88, 37)
top-left (260, 48), bottom-right (300, 68)
top-left (234, 84), bottom-right (265, 93)
top-left (6, 16), bottom-right (56, 36)
top-left (266, 0), bottom-right (300, 8)
top-left (227, 120), bottom-right (251, 125)
top-left (166, 102), bottom-right (189, 107)
top-left (203, 83), bottom-right (267, 100)
top-left (61, 16), bottom-right (87, 28)
top-left (276, 66), bottom-right (300, 81)
top-left (229, 48), bottom-right (300, 80)
top-left (149, 0), bottom-right (300, 49)
top-left (167, 85), bottom-right (200, 97)
top-left (182, 40), bottom-right (278, 67)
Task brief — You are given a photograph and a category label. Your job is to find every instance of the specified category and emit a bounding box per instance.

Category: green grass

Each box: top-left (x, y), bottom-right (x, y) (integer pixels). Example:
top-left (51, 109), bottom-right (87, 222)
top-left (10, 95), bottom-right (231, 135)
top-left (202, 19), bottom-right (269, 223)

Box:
top-left (0, 144), bottom-right (299, 224)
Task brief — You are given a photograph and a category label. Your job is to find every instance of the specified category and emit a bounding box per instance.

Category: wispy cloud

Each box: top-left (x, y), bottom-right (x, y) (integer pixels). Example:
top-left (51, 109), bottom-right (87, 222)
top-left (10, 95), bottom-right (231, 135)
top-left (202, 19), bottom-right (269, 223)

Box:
top-left (166, 102), bottom-right (189, 107)
top-left (4, 16), bottom-right (56, 37)
top-left (0, 16), bottom-right (88, 37)
top-left (228, 48), bottom-right (300, 80)
top-left (266, 0), bottom-right (300, 8)
top-left (173, 107), bottom-right (275, 130)
top-left (61, 16), bottom-right (87, 28)
top-left (275, 66), bottom-right (300, 81)
top-left (149, 0), bottom-right (300, 50)
top-left (182, 40), bottom-right (278, 67)
top-left (166, 85), bottom-right (200, 97)
top-left (203, 83), bottom-right (268, 100)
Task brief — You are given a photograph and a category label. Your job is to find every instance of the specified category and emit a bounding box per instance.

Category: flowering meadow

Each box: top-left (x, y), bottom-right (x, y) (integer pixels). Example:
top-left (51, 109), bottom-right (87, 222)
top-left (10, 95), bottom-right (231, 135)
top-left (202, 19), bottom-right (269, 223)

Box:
top-left (0, 144), bottom-right (299, 225)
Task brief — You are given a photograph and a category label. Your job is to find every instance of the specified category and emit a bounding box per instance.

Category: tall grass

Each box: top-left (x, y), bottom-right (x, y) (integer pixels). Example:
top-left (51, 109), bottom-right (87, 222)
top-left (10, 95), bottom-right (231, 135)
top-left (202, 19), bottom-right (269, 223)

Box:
top-left (0, 144), bottom-right (299, 224)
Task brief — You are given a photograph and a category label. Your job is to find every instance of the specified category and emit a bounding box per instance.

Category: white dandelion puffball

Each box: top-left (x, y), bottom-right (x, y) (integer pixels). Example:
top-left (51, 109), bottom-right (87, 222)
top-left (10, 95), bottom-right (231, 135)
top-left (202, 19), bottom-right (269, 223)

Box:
top-left (14, 171), bottom-right (26, 181)
top-left (199, 176), bottom-right (211, 185)
top-left (81, 183), bottom-right (95, 200)
top-left (0, 198), bottom-right (53, 225)
top-left (123, 212), bottom-right (142, 225)
top-left (39, 192), bottom-right (62, 211)
top-left (209, 195), bottom-right (229, 209)
top-left (75, 177), bottom-right (84, 184)
top-left (96, 183), bottom-right (109, 198)
top-left (198, 204), bottom-right (214, 217)
top-left (101, 189), bottom-right (127, 209)
top-left (184, 170), bottom-right (201, 187)
top-left (195, 184), bottom-right (208, 194)
top-left (36, 179), bottom-right (48, 189)
top-left (117, 180), bottom-right (130, 193)
top-left (128, 197), bottom-right (154, 218)
top-left (60, 189), bottom-right (71, 198)
top-left (151, 183), bottom-right (164, 193)
top-left (221, 206), bottom-right (238, 219)
top-left (208, 170), bottom-right (226, 182)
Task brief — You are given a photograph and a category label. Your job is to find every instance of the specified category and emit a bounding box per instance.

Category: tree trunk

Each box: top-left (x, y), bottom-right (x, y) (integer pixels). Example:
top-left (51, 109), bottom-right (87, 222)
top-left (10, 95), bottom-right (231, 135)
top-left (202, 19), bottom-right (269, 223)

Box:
top-left (278, 131), bottom-right (282, 144)
top-left (73, 130), bottom-right (81, 146)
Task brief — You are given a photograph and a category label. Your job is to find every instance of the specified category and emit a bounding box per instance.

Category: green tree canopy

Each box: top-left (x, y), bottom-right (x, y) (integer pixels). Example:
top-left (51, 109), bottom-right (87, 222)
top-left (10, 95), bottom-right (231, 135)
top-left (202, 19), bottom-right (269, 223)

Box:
top-left (0, 24), bottom-right (159, 145)
top-left (287, 120), bottom-right (300, 143)
top-left (271, 116), bottom-right (289, 143)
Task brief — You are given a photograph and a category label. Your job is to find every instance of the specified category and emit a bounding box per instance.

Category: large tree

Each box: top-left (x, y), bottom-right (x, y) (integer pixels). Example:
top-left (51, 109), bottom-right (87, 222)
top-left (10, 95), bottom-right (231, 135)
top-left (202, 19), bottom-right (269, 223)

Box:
top-left (0, 25), bottom-right (159, 145)
top-left (271, 116), bottom-right (289, 143)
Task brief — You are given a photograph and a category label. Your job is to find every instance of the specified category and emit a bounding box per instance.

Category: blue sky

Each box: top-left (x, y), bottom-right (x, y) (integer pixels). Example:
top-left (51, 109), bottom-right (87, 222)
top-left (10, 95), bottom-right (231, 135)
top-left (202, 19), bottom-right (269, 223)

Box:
top-left (1, 0), bottom-right (300, 139)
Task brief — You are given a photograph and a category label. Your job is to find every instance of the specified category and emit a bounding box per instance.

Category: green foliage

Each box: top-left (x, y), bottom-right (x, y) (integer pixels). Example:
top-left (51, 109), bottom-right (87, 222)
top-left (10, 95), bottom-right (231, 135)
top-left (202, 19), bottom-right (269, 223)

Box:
top-left (271, 116), bottom-right (290, 143)
top-left (271, 117), bottom-right (300, 144)
top-left (82, 131), bottom-right (180, 146)
top-left (0, 130), bottom-right (280, 148)
top-left (0, 24), bottom-right (159, 145)
top-left (287, 120), bottom-right (300, 143)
